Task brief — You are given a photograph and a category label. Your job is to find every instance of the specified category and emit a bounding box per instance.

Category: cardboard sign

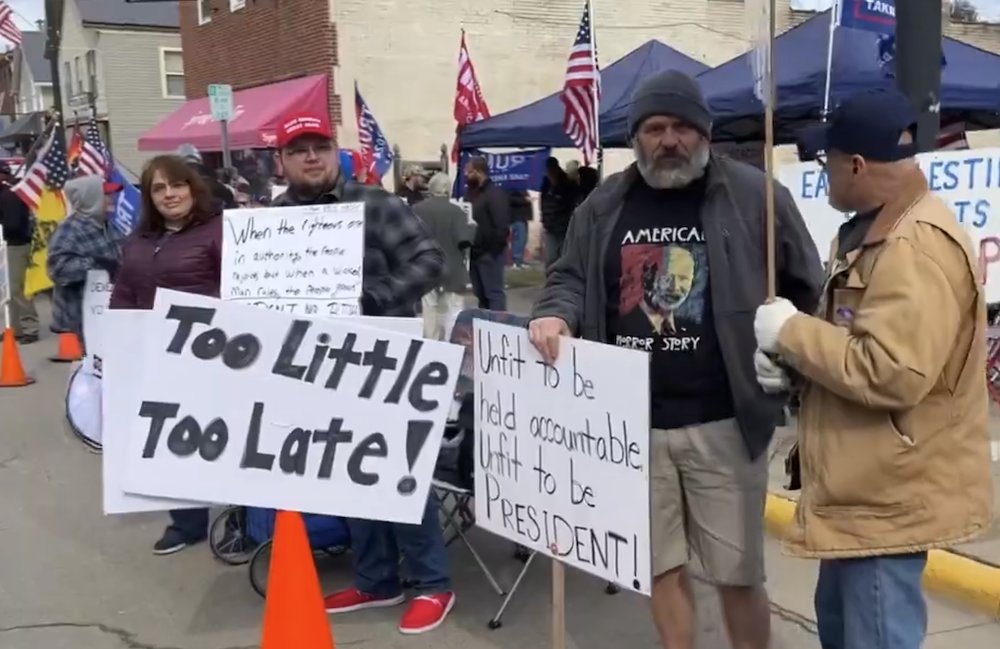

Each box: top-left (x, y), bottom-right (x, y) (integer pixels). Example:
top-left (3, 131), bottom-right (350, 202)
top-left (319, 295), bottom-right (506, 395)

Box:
top-left (221, 203), bottom-right (365, 317)
top-left (779, 148), bottom-right (1000, 301)
top-left (473, 321), bottom-right (652, 594)
top-left (119, 290), bottom-right (462, 524)
top-left (82, 270), bottom-right (113, 377)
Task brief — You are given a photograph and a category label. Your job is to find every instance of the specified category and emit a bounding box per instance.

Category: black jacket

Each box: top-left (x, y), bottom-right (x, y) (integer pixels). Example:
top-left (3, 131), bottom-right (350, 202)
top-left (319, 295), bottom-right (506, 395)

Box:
top-left (191, 162), bottom-right (236, 211)
top-left (0, 184), bottom-right (32, 245)
top-left (540, 172), bottom-right (576, 238)
top-left (508, 190), bottom-right (532, 223)
top-left (464, 179), bottom-right (510, 256)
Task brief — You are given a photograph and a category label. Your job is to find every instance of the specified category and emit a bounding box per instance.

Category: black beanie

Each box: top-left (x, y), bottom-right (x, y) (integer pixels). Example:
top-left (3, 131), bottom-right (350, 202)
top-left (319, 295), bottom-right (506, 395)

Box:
top-left (627, 70), bottom-right (712, 138)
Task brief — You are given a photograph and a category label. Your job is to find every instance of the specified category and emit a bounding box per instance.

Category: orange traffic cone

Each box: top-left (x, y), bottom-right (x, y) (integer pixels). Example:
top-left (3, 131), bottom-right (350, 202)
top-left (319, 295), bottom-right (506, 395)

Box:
top-left (0, 327), bottom-right (35, 388)
top-left (50, 332), bottom-right (83, 363)
top-left (260, 511), bottom-right (336, 649)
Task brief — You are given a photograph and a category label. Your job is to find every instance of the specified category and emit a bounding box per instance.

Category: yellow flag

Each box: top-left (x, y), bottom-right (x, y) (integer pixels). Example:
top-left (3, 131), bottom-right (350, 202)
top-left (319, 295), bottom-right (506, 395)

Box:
top-left (25, 188), bottom-right (68, 297)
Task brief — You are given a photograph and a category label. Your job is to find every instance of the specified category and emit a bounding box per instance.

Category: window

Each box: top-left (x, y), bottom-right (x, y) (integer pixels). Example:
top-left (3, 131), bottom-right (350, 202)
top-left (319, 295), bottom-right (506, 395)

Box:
top-left (74, 56), bottom-right (83, 94)
top-left (197, 0), bottom-right (212, 25)
top-left (230, 0), bottom-right (246, 10)
top-left (85, 50), bottom-right (97, 95)
top-left (62, 61), bottom-right (72, 100)
top-left (160, 48), bottom-right (185, 99)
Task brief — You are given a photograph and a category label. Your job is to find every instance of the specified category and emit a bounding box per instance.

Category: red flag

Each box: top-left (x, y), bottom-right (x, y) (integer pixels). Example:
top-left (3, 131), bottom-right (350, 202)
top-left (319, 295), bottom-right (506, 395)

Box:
top-left (451, 30), bottom-right (490, 162)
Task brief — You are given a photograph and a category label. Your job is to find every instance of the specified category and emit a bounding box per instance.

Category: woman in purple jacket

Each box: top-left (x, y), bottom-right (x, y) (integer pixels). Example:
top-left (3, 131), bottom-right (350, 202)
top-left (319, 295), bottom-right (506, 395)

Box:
top-left (110, 154), bottom-right (222, 555)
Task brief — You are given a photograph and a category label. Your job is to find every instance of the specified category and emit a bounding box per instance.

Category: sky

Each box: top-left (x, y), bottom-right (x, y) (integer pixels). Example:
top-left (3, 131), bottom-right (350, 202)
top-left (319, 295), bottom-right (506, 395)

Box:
top-left (7, 0), bottom-right (44, 31)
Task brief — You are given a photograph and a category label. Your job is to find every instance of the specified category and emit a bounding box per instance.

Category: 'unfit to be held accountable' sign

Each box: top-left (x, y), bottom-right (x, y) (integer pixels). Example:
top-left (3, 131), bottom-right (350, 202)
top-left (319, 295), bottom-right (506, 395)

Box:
top-left (120, 290), bottom-right (462, 524)
top-left (473, 321), bottom-right (652, 594)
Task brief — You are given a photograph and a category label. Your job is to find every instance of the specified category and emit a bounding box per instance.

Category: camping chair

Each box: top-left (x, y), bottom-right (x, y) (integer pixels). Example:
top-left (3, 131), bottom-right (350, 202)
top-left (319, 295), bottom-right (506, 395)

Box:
top-left (435, 308), bottom-right (620, 630)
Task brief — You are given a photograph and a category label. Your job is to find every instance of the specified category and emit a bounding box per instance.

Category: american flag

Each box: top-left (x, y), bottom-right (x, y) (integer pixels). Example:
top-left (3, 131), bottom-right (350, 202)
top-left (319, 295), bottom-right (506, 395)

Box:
top-left (451, 30), bottom-right (490, 161)
top-left (561, 3), bottom-right (601, 164)
top-left (77, 120), bottom-right (110, 177)
top-left (0, 2), bottom-right (21, 46)
top-left (12, 126), bottom-right (70, 212)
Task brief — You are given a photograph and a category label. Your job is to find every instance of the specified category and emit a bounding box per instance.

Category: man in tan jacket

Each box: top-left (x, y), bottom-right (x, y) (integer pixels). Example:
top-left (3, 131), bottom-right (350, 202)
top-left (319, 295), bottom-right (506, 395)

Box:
top-left (752, 88), bottom-right (993, 649)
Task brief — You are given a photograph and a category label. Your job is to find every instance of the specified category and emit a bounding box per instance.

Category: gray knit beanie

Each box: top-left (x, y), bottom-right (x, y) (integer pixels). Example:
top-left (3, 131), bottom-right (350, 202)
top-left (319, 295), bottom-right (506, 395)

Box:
top-left (627, 70), bottom-right (712, 138)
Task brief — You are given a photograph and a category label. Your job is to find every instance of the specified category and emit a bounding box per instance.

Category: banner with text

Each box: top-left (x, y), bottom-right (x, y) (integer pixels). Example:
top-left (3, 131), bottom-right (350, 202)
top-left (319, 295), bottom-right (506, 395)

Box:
top-left (779, 148), bottom-right (1000, 301)
top-left (83, 270), bottom-right (113, 378)
top-left (221, 203), bottom-right (365, 317)
top-left (120, 290), bottom-right (462, 523)
top-left (453, 148), bottom-right (551, 197)
top-left (473, 321), bottom-right (652, 594)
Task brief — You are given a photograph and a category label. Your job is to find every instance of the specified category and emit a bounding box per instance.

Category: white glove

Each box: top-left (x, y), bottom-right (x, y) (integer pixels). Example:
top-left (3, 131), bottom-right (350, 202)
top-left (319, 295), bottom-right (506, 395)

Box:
top-left (754, 298), bottom-right (799, 353)
top-left (754, 348), bottom-right (789, 394)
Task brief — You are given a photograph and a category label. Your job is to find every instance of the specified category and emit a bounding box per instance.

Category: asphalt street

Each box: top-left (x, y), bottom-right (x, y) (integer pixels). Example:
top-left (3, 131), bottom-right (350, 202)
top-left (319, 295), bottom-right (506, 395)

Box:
top-left (0, 291), bottom-right (996, 649)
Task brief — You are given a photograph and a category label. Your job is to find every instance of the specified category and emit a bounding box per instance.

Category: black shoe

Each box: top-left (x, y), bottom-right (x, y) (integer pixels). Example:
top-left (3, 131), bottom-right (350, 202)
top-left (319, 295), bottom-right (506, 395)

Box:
top-left (153, 528), bottom-right (205, 555)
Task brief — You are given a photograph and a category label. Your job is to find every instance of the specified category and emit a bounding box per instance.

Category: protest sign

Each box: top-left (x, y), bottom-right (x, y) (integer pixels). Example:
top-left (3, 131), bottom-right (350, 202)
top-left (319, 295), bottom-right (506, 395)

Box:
top-left (120, 290), bottom-right (462, 523)
top-left (0, 226), bottom-right (8, 307)
top-left (473, 321), bottom-right (652, 594)
top-left (779, 148), bottom-right (1000, 301)
top-left (221, 203), bottom-right (365, 316)
top-left (82, 270), bottom-right (113, 377)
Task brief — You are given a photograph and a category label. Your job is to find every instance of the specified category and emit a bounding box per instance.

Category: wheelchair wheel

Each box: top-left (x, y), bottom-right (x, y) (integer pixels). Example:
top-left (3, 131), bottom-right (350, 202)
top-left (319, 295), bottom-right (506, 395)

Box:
top-left (209, 507), bottom-right (256, 566)
top-left (249, 540), bottom-right (273, 598)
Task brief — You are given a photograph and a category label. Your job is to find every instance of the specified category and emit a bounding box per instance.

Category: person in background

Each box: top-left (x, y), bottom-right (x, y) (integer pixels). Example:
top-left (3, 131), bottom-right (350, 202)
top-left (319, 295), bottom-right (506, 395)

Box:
top-left (268, 111), bottom-right (453, 634)
top-left (754, 88), bottom-right (993, 649)
top-left (110, 154), bottom-right (223, 555)
top-left (539, 157), bottom-right (576, 269)
top-left (397, 164), bottom-right (427, 206)
top-left (414, 172), bottom-right (472, 340)
top-left (508, 189), bottom-right (531, 269)
top-left (528, 70), bottom-right (823, 649)
top-left (577, 166), bottom-right (599, 204)
top-left (565, 159), bottom-right (581, 184)
top-left (46, 176), bottom-right (124, 347)
top-left (0, 161), bottom-right (38, 344)
top-left (463, 156), bottom-right (510, 311)
top-left (176, 143), bottom-right (237, 211)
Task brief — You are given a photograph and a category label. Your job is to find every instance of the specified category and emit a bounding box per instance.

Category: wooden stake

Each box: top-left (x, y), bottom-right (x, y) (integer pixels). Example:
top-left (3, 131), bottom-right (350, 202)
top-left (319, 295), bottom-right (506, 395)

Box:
top-left (552, 561), bottom-right (567, 649)
top-left (764, 0), bottom-right (778, 300)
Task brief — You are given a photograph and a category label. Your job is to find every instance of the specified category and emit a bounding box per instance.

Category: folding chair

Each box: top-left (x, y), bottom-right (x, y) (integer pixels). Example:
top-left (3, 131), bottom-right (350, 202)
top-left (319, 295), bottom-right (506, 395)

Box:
top-left (437, 308), bottom-right (620, 629)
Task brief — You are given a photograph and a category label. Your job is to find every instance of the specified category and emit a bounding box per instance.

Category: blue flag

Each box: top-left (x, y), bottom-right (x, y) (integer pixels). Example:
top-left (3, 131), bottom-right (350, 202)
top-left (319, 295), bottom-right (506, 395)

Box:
top-left (839, 0), bottom-right (895, 35)
top-left (107, 163), bottom-right (141, 235)
top-left (453, 148), bottom-right (551, 198)
top-left (354, 83), bottom-right (394, 178)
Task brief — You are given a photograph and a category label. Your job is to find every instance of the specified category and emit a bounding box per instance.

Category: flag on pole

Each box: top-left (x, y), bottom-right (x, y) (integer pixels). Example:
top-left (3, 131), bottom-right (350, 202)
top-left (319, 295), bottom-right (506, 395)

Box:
top-left (746, 0), bottom-right (772, 106)
top-left (0, 2), bottom-right (22, 46)
top-left (77, 120), bottom-right (110, 178)
top-left (560, 2), bottom-right (601, 165)
top-left (13, 126), bottom-right (70, 212)
top-left (67, 125), bottom-right (83, 170)
top-left (451, 30), bottom-right (490, 162)
top-left (354, 82), bottom-right (394, 179)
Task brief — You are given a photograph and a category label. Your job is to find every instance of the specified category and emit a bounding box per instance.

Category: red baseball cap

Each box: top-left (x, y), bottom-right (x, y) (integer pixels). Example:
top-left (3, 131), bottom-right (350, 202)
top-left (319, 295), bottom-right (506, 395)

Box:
top-left (103, 181), bottom-right (123, 194)
top-left (276, 113), bottom-right (334, 149)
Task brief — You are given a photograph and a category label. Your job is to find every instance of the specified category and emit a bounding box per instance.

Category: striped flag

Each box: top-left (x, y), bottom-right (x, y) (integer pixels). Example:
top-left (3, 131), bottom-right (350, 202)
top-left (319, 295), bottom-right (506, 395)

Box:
top-left (13, 126), bottom-right (71, 212)
top-left (561, 2), bottom-right (601, 164)
top-left (0, 2), bottom-right (21, 46)
top-left (451, 30), bottom-right (490, 161)
top-left (77, 120), bottom-right (110, 177)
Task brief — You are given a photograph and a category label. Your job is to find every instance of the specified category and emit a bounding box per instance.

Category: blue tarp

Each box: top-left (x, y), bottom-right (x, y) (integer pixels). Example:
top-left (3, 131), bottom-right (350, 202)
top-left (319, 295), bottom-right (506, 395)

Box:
top-left (701, 10), bottom-right (1000, 126)
top-left (459, 40), bottom-right (708, 150)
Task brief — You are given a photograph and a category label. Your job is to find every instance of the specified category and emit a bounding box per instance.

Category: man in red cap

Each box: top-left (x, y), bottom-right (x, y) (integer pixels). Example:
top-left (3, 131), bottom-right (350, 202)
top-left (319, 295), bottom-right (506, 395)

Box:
top-left (271, 112), bottom-right (454, 634)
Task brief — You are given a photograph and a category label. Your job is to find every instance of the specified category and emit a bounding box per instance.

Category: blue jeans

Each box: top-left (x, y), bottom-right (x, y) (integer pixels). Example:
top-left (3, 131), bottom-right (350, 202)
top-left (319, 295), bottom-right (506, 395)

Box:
top-left (815, 552), bottom-right (928, 649)
top-left (510, 222), bottom-right (527, 265)
top-left (349, 490), bottom-right (451, 596)
top-left (470, 252), bottom-right (507, 311)
top-left (169, 508), bottom-right (209, 541)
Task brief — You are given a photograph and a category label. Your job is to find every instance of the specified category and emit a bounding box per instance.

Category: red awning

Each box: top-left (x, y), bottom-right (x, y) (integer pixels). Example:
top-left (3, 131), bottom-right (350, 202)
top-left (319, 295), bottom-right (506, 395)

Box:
top-left (137, 74), bottom-right (329, 152)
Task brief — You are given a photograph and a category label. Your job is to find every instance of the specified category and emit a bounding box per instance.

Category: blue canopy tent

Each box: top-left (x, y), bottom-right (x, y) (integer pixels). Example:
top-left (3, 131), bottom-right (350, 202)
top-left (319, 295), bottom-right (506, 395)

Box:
top-left (459, 40), bottom-right (708, 150)
top-left (699, 10), bottom-right (1000, 142)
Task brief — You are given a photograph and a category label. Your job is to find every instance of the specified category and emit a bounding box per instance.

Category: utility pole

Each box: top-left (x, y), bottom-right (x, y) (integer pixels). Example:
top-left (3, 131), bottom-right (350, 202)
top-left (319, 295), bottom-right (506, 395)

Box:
top-left (895, 0), bottom-right (943, 152)
top-left (44, 0), bottom-right (66, 121)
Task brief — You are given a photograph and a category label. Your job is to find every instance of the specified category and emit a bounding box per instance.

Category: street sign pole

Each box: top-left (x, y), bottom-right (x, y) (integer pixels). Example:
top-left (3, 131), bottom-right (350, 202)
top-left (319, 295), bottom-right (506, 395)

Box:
top-left (221, 119), bottom-right (232, 170)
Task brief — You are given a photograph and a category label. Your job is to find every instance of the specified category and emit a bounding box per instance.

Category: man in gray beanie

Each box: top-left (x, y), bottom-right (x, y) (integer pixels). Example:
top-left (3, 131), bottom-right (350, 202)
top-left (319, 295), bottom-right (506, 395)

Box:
top-left (528, 69), bottom-right (824, 649)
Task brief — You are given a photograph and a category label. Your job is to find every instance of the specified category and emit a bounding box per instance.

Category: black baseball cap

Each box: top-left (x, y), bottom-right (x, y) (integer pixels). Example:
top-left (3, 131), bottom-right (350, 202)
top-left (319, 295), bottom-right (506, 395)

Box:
top-left (799, 88), bottom-right (918, 163)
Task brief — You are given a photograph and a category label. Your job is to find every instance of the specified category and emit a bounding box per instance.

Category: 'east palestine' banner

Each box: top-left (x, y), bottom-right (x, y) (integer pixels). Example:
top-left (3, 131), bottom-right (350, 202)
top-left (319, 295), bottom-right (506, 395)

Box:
top-left (839, 0), bottom-right (895, 36)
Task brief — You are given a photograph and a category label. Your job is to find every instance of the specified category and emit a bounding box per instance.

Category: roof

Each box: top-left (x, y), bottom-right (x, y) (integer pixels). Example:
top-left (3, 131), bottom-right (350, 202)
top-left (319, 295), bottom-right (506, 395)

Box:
top-left (75, 0), bottom-right (179, 29)
top-left (19, 32), bottom-right (50, 84)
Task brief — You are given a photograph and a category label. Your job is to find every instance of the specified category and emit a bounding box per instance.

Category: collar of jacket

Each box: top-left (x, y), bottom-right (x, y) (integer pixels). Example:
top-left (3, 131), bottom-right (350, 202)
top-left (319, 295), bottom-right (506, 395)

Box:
top-left (139, 211), bottom-right (217, 238)
top-left (860, 166), bottom-right (930, 247)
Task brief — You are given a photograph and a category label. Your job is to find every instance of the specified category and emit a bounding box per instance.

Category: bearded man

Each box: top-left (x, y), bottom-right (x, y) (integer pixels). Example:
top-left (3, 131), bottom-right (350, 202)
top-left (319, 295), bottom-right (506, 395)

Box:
top-left (527, 70), bottom-right (824, 649)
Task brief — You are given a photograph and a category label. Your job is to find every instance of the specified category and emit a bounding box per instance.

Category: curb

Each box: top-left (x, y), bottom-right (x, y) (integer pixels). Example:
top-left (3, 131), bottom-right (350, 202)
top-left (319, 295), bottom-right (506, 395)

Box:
top-left (765, 494), bottom-right (1000, 620)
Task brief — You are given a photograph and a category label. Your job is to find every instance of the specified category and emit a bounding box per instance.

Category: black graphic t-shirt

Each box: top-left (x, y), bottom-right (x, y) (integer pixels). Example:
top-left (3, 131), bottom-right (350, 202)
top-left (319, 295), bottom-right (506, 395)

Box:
top-left (605, 176), bottom-right (734, 430)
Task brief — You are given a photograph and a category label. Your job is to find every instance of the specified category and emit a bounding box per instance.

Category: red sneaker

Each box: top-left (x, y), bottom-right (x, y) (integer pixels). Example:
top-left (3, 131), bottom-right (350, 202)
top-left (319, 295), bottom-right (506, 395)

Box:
top-left (398, 593), bottom-right (455, 634)
top-left (324, 587), bottom-right (405, 614)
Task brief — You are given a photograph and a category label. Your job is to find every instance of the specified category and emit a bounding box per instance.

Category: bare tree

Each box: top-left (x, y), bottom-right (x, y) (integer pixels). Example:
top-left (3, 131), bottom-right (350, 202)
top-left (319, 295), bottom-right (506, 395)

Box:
top-left (950, 0), bottom-right (980, 23)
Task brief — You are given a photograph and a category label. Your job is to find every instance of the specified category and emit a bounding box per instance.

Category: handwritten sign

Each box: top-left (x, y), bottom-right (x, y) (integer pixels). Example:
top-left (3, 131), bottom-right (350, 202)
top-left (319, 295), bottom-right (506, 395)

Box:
top-left (473, 321), bottom-right (652, 594)
top-left (120, 290), bottom-right (462, 524)
top-left (82, 270), bottom-right (113, 377)
top-left (221, 203), bottom-right (365, 317)
top-left (779, 148), bottom-right (1000, 301)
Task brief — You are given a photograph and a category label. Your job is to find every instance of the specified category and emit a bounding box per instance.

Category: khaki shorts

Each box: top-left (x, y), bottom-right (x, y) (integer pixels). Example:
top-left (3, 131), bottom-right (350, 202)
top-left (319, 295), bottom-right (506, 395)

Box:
top-left (650, 418), bottom-right (767, 586)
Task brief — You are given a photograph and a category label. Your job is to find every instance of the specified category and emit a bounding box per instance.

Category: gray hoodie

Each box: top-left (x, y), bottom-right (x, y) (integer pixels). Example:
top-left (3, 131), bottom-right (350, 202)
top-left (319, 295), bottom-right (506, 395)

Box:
top-left (64, 176), bottom-right (106, 221)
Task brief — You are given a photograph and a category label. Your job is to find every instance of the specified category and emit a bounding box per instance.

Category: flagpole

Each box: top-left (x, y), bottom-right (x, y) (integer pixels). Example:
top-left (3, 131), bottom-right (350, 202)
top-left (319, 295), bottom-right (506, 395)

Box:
top-left (821, 1), bottom-right (839, 121)
top-left (587, 0), bottom-right (602, 178)
top-left (764, 0), bottom-right (777, 300)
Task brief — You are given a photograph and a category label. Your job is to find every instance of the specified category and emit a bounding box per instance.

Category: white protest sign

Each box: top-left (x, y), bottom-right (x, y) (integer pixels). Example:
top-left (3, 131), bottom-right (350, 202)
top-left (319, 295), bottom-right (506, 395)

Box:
top-left (221, 203), bottom-right (365, 317)
top-left (120, 290), bottom-right (462, 524)
top-left (473, 321), bottom-right (652, 594)
top-left (82, 270), bottom-right (113, 377)
top-left (779, 148), bottom-right (1000, 301)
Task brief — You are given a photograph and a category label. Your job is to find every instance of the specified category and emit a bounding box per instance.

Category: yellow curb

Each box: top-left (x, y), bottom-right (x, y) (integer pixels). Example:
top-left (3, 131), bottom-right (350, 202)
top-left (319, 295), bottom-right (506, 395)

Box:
top-left (765, 493), bottom-right (1000, 620)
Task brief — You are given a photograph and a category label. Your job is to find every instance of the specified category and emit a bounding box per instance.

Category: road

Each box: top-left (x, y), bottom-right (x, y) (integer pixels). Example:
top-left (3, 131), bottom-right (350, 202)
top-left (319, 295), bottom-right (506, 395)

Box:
top-left (0, 292), bottom-right (996, 649)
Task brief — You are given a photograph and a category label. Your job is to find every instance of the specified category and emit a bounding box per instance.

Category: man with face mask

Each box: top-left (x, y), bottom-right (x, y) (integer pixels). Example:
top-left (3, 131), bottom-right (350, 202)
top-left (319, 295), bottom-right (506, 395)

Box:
top-left (754, 88), bottom-right (992, 649)
top-left (528, 70), bottom-right (823, 649)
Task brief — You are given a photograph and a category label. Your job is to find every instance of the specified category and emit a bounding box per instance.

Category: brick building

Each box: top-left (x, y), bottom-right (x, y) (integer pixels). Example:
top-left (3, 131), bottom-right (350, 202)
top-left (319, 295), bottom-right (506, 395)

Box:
top-left (163, 0), bottom-right (1000, 169)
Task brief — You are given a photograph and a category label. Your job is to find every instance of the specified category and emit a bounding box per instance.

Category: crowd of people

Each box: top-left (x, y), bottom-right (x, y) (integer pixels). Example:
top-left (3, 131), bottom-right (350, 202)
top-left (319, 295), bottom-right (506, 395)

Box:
top-left (0, 66), bottom-right (994, 649)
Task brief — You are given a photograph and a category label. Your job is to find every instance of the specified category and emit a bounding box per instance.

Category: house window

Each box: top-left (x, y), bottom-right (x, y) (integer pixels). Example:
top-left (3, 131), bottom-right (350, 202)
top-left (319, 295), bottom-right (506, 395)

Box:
top-left (230, 0), bottom-right (246, 10)
top-left (85, 50), bottom-right (97, 95)
top-left (198, 0), bottom-right (212, 25)
top-left (160, 49), bottom-right (185, 99)
top-left (74, 56), bottom-right (83, 94)
top-left (62, 61), bottom-right (72, 100)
